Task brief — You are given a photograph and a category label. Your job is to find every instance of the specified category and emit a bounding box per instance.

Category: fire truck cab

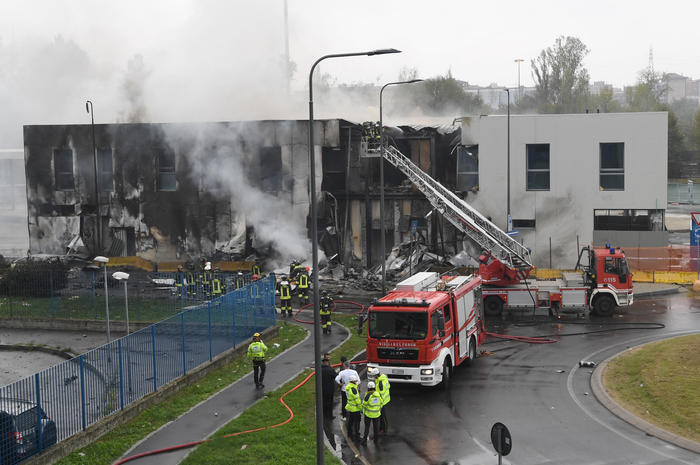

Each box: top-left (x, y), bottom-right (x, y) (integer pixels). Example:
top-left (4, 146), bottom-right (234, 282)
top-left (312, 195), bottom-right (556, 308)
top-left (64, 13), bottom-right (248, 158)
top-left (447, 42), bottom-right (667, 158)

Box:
top-left (366, 272), bottom-right (485, 387)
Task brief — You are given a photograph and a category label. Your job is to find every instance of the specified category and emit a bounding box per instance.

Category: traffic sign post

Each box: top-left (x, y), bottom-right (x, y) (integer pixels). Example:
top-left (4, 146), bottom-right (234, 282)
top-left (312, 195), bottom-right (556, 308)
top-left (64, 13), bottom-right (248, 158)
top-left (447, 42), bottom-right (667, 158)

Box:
top-left (490, 422), bottom-right (512, 464)
top-left (691, 213), bottom-right (700, 275)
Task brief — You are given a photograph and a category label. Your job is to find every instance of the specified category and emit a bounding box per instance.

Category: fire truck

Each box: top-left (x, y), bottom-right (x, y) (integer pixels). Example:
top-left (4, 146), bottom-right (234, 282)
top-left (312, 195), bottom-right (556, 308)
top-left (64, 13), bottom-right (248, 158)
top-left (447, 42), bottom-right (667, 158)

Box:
top-left (366, 271), bottom-right (484, 386)
top-left (378, 143), bottom-right (634, 318)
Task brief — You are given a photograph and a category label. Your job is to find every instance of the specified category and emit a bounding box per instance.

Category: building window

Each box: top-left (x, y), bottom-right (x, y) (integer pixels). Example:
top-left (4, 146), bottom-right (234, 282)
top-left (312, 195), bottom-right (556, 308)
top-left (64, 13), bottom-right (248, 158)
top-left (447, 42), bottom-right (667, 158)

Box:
top-left (526, 144), bottom-right (550, 191)
top-left (594, 209), bottom-right (664, 231)
top-left (98, 148), bottom-right (114, 191)
top-left (600, 143), bottom-right (624, 190)
top-left (456, 145), bottom-right (479, 192)
top-left (53, 148), bottom-right (75, 190)
top-left (157, 149), bottom-right (176, 191)
top-left (512, 219), bottom-right (536, 229)
top-left (260, 146), bottom-right (282, 193)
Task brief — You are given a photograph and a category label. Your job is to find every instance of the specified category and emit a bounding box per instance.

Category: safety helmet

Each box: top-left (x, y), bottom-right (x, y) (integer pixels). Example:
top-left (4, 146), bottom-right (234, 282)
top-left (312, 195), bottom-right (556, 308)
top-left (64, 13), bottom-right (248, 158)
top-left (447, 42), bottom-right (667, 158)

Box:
top-left (350, 375), bottom-right (359, 383)
top-left (252, 274), bottom-right (259, 281)
top-left (367, 381), bottom-right (376, 389)
top-left (238, 271), bottom-right (243, 275)
top-left (305, 266), bottom-right (310, 272)
top-left (322, 290), bottom-right (328, 296)
top-left (253, 332), bottom-right (260, 337)
top-left (204, 261), bottom-right (211, 271)
top-left (367, 367), bottom-right (379, 377)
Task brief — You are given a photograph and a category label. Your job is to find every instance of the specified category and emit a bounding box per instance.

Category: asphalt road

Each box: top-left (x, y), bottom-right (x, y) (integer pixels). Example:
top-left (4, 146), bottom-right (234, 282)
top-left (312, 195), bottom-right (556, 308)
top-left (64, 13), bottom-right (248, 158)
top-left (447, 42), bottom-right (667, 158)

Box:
top-left (362, 291), bottom-right (700, 465)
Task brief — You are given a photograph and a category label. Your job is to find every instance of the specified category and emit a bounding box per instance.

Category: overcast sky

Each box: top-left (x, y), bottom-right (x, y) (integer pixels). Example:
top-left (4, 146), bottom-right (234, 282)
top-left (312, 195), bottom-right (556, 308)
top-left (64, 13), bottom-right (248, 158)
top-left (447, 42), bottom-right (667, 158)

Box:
top-left (0, 0), bottom-right (698, 146)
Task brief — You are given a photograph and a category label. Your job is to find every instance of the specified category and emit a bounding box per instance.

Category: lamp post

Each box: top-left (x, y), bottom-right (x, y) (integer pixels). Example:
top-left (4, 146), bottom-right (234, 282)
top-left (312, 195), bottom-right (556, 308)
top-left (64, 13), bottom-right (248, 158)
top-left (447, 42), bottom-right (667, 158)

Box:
top-left (308, 47), bottom-right (399, 464)
top-left (379, 78), bottom-right (423, 294)
top-left (514, 59), bottom-right (524, 101)
top-left (113, 271), bottom-right (132, 395)
top-left (504, 88), bottom-right (511, 231)
top-left (94, 256), bottom-right (110, 341)
top-left (86, 101), bottom-right (101, 253)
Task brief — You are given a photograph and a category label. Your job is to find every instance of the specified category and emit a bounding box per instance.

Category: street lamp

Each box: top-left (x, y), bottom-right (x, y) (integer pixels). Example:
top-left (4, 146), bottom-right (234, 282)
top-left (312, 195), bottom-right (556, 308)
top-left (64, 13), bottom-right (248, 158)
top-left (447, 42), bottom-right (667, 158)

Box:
top-left (94, 256), bottom-right (110, 341)
top-left (308, 47), bottom-right (399, 464)
top-left (514, 59), bottom-right (524, 101)
top-left (504, 88), bottom-right (511, 231)
top-left (379, 78), bottom-right (423, 294)
top-left (86, 100), bottom-right (101, 253)
top-left (112, 271), bottom-right (132, 395)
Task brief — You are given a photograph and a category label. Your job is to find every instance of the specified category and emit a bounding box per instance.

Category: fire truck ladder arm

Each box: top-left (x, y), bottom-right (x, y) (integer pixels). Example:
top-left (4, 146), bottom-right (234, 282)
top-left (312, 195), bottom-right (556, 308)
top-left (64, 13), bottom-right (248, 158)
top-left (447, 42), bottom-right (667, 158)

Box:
top-left (383, 145), bottom-right (533, 278)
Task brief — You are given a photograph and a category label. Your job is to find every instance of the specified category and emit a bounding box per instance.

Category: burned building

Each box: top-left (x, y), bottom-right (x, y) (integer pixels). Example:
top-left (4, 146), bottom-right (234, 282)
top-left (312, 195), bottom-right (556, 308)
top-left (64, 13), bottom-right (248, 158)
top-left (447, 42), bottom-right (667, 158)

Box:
top-left (23, 119), bottom-right (465, 269)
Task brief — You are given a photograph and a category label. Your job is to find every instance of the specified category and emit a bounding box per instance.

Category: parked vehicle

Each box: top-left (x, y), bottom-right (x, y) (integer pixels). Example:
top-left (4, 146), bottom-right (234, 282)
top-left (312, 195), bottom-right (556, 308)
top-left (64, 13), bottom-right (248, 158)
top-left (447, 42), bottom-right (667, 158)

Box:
top-left (0, 399), bottom-right (57, 463)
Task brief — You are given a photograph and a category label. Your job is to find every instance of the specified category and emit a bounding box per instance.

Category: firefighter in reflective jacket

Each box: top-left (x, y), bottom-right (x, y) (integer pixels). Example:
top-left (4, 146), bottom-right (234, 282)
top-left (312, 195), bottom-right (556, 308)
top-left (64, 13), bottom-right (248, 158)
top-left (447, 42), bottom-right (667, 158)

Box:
top-left (319, 290), bottom-right (333, 334)
top-left (176, 265), bottom-right (184, 297)
top-left (297, 270), bottom-right (309, 306)
top-left (236, 271), bottom-right (246, 290)
top-left (252, 261), bottom-right (261, 276)
top-left (361, 381), bottom-right (382, 445)
top-left (247, 332), bottom-right (268, 389)
top-left (345, 376), bottom-right (362, 440)
top-left (212, 268), bottom-right (223, 298)
top-left (368, 367), bottom-right (391, 433)
top-left (278, 277), bottom-right (292, 317)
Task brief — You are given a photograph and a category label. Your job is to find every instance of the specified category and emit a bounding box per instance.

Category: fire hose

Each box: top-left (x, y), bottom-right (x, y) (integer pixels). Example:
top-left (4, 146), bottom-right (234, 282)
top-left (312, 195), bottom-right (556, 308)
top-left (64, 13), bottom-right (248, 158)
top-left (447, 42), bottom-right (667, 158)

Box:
top-left (115, 302), bottom-right (366, 464)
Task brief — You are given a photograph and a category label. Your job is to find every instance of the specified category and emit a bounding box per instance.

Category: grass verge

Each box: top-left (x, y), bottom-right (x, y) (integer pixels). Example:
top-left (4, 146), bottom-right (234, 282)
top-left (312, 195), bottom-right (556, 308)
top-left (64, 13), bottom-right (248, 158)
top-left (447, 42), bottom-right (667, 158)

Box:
top-left (603, 333), bottom-right (700, 443)
top-left (181, 312), bottom-right (368, 465)
top-left (55, 321), bottom-right (307, 465)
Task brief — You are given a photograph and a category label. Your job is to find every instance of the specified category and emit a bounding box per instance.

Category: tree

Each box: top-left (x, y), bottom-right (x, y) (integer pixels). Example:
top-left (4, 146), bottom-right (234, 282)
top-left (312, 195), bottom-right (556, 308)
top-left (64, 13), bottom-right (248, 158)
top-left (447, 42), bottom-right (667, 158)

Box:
top-left (691, 108), bottom-right (700, 152)
top-left (589, 85), bottom-right (622, 113)
top-left (625, 68), bottom-right (666, 111)
top-left (418, 69), bottom-right (482, 115)
top-left (531, 36), bottom-right (590, 113)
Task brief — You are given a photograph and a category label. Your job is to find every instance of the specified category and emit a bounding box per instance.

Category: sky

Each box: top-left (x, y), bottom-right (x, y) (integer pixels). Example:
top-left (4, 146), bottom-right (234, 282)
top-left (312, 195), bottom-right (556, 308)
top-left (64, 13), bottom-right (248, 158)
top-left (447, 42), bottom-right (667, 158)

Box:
top-left (1, 0), bottom-right (699, 147)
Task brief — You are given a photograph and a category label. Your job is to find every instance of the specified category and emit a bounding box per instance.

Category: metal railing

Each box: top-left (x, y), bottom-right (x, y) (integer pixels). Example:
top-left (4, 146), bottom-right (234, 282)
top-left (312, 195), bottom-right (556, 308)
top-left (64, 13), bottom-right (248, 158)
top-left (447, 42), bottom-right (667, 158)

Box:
top-left (668, 182), bottom-right (699, 204)
top-left (0, 275), bottom-right (276, 463)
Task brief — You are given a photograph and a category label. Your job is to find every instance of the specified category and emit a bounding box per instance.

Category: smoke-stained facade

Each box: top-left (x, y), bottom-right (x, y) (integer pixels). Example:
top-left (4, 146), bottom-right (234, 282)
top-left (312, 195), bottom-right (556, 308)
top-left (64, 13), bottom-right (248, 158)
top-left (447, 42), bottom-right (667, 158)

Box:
top-left (23, 120), bottom-right (465, 267)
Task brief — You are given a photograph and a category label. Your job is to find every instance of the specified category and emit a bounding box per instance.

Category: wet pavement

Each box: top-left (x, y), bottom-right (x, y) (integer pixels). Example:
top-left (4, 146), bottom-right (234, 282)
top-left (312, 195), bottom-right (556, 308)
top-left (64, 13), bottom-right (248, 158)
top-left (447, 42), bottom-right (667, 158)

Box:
top-left (352, 289), bottom-right (700, 465)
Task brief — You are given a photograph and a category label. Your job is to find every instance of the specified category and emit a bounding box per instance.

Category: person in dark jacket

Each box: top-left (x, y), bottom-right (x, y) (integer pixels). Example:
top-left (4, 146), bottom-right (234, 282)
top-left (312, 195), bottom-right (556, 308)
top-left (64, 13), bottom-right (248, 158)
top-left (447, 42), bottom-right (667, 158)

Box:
top-left (321, 354), bottom-right (337, 420)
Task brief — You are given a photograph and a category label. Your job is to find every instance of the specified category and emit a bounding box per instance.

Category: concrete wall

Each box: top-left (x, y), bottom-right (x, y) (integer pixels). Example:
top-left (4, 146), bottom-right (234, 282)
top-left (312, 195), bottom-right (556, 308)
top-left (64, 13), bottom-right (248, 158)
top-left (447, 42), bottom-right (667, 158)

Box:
top-left (461, 112), bottom-right (668, 268)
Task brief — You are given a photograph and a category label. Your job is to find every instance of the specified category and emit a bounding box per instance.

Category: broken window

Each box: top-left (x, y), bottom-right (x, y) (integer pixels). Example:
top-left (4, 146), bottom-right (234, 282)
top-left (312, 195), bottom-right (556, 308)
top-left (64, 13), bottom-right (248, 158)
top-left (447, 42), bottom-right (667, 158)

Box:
top-left (157, 149), bottom-right (176, 191)
top-left (260, 146), bottom-right (282, 193)
top-left (53, 148), bottom-right (75, 190)
top-left (98, 148), bottom-right (114, 191)
top-left (526, 144), bottom-right (550, 191)
top-left (594, 209), bottom-right (664, 231)
top-left (456, 145), bottom-right (478, 192)
top-left (600, 143), bottom-right (624, 190)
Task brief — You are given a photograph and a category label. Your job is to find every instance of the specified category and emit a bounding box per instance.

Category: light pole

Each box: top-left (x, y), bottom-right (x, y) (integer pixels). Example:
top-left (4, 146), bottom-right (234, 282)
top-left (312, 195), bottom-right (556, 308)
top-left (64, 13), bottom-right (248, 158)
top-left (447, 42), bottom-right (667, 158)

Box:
top-left (504, 88), bottom-right (511, 231)
top-left (379, 78), bottom-right (423, 294)
top-left (514, 59), bottom-right (524, 101)
top-left (308, 47), bottom-right (399, 464)
top-left (86, 101), bottom-right (101, 254)
top-left (94, 256), bottom-right (110, 341)
top-left (113, 271), bottom-right (132, 395)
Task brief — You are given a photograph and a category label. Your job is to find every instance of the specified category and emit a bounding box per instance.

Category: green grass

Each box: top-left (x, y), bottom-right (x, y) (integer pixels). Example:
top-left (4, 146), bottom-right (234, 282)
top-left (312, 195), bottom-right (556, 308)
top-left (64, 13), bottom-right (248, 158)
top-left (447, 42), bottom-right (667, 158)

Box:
top-left (0, 295), bottom-right (185, 322)
top-left (54, 322), bottom-right (307, 465)
top-left (604, 334), bottom-right (700, 443)
top-left (181, 312), bottom-right (369, 465)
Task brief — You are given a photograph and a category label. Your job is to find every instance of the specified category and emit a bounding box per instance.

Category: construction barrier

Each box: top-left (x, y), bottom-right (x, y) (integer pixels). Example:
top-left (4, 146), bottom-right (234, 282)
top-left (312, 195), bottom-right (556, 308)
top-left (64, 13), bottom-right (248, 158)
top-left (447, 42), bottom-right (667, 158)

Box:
top-left (0, 275), bottom-right (276, 463)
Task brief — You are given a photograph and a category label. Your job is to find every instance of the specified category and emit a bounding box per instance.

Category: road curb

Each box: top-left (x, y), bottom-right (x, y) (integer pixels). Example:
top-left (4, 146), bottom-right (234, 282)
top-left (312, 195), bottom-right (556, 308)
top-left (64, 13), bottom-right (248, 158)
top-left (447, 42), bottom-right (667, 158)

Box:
top-left (591, 336), bottom-right (700, 454)
top-left (633, 287), bottom-right (683, 298)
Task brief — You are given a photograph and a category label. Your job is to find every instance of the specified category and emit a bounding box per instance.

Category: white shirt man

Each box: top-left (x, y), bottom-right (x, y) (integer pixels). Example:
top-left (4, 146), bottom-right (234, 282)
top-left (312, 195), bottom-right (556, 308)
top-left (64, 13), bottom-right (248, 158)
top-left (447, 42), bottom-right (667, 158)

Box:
top-left (335, 361), bottom-right (360, 420)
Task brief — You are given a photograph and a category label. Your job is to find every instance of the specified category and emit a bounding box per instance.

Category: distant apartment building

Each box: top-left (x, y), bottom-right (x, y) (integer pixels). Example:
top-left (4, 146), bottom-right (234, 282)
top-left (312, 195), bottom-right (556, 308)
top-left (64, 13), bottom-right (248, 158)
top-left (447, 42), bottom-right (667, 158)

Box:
top-left (664, 73), bottom-right (700, 103)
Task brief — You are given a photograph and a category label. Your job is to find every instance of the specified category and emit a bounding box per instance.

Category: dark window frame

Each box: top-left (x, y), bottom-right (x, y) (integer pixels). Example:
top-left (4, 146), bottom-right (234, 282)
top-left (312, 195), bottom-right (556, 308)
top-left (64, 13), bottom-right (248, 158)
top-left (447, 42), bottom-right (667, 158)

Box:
top-left (600, 142), bottom-right (624, 191)
top-left (526, 144), bottom-right (550, 191)
top-left (456, 145), bottom-right (479, 192)
top-left (260, 146), bottom-right (283, 194)
top-left (512, 219), bottom-right (536, 229)
top-left (53, 148), bottom-right (75, 190)
top-left (97, 147), bottom-right (114, 191)
top-left (156, 148), bottom-right (177, 191)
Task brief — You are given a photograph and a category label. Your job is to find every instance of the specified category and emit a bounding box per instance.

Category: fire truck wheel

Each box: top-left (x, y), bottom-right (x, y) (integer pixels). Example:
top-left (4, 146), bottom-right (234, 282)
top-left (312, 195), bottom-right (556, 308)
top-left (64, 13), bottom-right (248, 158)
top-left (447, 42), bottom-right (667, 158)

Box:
top-left (441, 358), bottom-right (452, 388)
top-left (593, 295), bottom-right (614, 317)
top-left (465, 336), bottom-right (477, 365)
top-left (484, 296), bottom-right (504, 317)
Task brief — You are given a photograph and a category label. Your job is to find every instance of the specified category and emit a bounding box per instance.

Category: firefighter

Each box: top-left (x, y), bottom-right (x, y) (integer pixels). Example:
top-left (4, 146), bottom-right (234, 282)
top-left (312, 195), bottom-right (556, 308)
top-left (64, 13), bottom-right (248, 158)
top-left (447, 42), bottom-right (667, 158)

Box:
top-left (296, 269), bottom-right (310, 306)
top-left (361, 381), bottom-right (382, 446)
top-left (236, 271), bottom-right (246, 290)
top-left (319, 290), bottom-right (333, 334)
top-left (278, 276), bottom-right (292, 317)
top-left (344, 375), bottom-right (362, 440)
top-left (212, 267), bottom-right (222, 298)
top-left (175, 265), bottom-right (184, 298)
top-left (368, 367), bottom-right (391, 433)
top-left (186, 268), bottom-right (196, 299)
top-left (247, 332), bottom-right (268, 389)
top-left (252, 261), bottom-right (261, 277)
top-left (202, 261), bottom-right (212, 298)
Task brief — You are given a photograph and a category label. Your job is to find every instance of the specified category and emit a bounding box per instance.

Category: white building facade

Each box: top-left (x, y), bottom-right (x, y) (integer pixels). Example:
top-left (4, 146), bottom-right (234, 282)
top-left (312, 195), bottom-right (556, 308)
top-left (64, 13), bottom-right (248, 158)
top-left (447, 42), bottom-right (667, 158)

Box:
top-left (460, 112), bottom-right (668, 269)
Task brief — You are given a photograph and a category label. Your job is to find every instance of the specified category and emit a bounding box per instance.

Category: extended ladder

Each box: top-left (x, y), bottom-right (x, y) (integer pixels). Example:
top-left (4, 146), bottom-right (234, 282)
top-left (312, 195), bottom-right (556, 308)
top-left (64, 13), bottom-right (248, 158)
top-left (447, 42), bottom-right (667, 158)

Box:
top-left (383, 145), bottom-right (533, 280)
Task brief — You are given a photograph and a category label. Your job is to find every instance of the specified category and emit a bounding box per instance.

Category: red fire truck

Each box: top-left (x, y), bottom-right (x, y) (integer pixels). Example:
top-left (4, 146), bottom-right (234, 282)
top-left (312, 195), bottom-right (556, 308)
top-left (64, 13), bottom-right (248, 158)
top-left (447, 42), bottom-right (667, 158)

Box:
top-left (366, 272), bottom-right (485, 387)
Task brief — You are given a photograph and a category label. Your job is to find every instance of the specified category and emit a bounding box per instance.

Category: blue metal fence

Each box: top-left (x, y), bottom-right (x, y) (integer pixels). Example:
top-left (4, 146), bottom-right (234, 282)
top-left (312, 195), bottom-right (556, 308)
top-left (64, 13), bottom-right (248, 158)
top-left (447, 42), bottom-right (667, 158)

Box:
top-left (0, 275), bottom-right (276, 463)
top-left (0, 269), bottom-right (256, 322)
